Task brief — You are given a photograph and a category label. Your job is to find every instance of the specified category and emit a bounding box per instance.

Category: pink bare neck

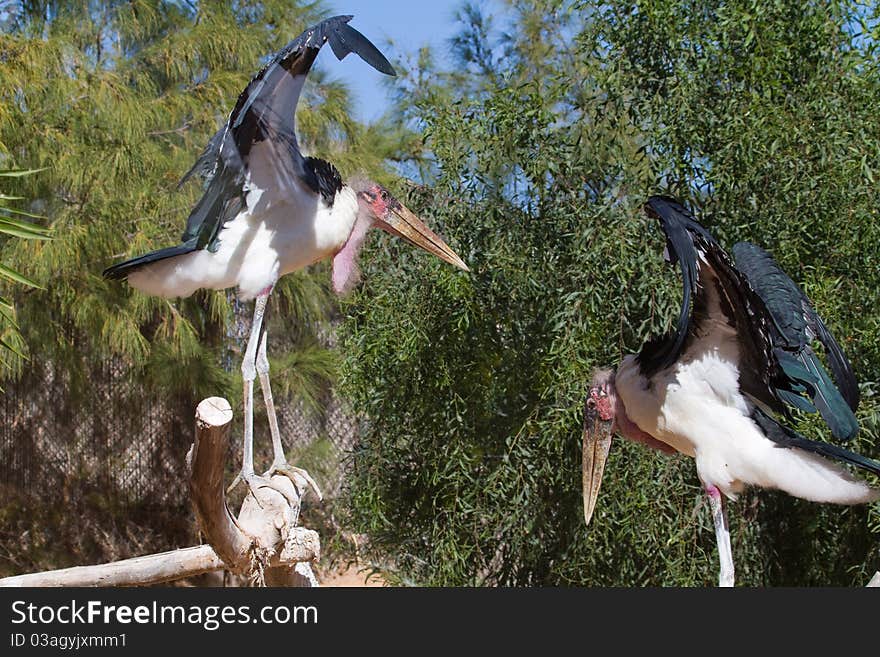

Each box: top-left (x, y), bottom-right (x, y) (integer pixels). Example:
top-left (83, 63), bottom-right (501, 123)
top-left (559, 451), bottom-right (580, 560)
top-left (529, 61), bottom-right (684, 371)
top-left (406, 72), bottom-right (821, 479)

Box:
top-left (332, 212), bottom-right (373, 295)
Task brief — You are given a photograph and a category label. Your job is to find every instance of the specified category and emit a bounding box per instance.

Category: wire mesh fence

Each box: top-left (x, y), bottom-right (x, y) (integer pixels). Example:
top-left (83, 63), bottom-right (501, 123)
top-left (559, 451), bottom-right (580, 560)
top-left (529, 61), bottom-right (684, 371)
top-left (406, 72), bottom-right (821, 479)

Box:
top-left (0, 357), bottom-right (359, 509)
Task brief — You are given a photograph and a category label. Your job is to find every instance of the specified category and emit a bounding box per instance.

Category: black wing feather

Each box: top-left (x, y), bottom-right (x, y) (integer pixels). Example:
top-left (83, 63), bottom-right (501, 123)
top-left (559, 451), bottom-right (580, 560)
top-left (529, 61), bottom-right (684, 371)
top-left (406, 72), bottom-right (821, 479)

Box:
top-left (751, 407), bottom-right (878, 476)
top-left (225, 15), bottom-right (393, 174)
top-left (199, 14), bottom-right (393, 222)
top-left (636, 198), bottom-right (822, 421)
top-left (103, 241), bottom-right (198, 280)
top-left (813, 308), bottom-right (859, 409)
top-left (637, 196), bottom-right (777, 407)
top-left (733, 242), bottom-right (858, 440)
top-left (636, 196), bottom-right (715, 376)
top-left (186, 14), bottom-right (395, 241)
top-left (325, 18), bottom-right (396, 74)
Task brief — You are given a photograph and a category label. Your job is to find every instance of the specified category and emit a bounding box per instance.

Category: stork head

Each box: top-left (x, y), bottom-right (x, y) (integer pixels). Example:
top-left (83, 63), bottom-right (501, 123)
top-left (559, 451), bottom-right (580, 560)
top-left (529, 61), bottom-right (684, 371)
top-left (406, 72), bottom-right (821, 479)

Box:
top-left (582, 368), bottom-right (617, 527)
top-left (332, 181), bottom-right (469, 294)
top-left (359, 183), bottom-right (469, 269)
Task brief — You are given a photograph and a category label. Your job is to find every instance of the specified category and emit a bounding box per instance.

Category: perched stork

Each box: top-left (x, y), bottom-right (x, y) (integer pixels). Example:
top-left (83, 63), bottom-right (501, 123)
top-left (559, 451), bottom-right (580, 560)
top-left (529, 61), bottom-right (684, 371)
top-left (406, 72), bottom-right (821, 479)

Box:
top-left (104, 16), bottom-right (468, 501)
top-left (582, 195), bottom-right (879, 586)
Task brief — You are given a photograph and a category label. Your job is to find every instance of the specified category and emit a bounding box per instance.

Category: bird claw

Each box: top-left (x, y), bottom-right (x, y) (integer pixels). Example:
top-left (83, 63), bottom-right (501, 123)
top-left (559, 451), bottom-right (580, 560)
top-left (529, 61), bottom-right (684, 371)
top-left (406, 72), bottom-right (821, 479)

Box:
top-left (229, 471), bottom-right (300, 509)
top-left (264, 462), bottom-right (324, 503)
top-left (226, 473), bottom-right (244, 496)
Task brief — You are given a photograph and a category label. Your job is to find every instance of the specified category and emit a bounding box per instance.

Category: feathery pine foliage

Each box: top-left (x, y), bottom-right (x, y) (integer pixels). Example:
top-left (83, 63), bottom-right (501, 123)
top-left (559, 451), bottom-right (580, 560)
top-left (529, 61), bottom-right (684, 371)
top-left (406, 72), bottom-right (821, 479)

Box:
top-left (340, 0), bottom-right (880, 585)
top-left (0, 167), bottom-right (51, 376)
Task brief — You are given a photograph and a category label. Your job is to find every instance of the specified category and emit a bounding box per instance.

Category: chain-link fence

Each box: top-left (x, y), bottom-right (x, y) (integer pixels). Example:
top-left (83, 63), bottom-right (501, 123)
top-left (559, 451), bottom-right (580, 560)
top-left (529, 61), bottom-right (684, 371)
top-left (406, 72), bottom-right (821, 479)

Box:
top-left (0, 357), bottom-right (359, 509)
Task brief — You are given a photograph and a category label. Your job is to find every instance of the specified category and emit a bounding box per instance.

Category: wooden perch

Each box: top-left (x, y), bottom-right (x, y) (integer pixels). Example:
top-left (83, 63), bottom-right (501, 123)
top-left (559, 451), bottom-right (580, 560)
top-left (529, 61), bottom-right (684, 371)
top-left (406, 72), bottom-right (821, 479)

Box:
top-left (0, 397), bottom-right (320, 587)
top-left (188, 396), bottom-right (320, 585)
top-left (0, 545), bottom-right (226, 587)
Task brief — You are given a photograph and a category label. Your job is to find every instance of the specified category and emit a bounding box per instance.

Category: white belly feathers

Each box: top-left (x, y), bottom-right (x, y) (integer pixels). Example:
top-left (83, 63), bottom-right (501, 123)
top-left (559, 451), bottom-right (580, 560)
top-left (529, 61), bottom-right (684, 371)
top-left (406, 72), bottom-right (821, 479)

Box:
top-left (616, 339), bottom-right (877, 503)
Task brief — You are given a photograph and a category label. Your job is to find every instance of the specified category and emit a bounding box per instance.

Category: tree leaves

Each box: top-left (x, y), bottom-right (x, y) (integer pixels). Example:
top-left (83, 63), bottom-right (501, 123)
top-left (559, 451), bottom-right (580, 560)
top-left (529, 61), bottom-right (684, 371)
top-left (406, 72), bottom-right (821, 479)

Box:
top-left (0, 167), bottom-right (51, 376)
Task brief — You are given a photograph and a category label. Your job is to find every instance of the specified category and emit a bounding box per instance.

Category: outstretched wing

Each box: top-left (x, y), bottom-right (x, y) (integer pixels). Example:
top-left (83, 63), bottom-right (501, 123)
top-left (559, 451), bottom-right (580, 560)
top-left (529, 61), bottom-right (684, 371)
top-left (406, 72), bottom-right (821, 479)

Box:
top-left (638, 196), bottom-right (860, 444)
top-left (637, 196), bottom-right (779, 410)
top-left (732, 242), bottom-right (858, 440)
top-left (179, 15), bottom-right (395, 252)
top-left (635, 196), bottom-right (718, 376)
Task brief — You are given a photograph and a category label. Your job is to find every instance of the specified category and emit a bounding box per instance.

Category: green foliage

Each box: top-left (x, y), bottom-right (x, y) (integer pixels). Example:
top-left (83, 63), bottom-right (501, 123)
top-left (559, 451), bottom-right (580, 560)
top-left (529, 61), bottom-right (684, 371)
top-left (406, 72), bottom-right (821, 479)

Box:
top-left (0, 167), bottom-right (51, 375)
top-left (340, 0), bottom-right (880, 585)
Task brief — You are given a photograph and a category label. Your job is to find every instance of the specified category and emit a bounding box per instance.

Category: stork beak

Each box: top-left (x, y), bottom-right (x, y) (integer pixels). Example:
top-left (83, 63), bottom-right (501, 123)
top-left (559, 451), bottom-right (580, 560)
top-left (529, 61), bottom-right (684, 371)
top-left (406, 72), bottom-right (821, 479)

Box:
top-left (376, 199), bottom-right (469, 272)
top-left (582, 415), bottom-right (613, 526)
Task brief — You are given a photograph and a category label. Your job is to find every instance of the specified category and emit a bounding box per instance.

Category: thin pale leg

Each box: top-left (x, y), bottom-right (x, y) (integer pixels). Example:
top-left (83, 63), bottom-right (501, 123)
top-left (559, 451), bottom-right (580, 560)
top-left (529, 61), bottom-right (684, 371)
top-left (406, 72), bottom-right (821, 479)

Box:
top-left (227, 290), bottom-right (295, 505)
top-left (257, 329), bottom-right (323, 502)
top-left (240, 292), bottom-right (267, 479)
top-left (706, 485), bottom-right (735, 587)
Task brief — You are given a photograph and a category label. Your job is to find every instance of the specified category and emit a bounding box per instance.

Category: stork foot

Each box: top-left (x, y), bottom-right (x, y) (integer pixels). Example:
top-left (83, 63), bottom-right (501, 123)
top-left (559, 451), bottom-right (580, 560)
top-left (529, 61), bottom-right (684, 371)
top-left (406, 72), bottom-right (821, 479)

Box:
top-left (227, 471), bottom-right (300, 509)
top-left (265, 461), bottom-right (324, 503)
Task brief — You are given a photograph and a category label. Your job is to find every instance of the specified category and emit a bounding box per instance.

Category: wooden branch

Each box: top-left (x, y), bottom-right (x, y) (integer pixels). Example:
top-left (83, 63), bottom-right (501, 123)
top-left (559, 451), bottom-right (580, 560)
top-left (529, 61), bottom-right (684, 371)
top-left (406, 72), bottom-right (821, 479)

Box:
top-left (0, 397), bottom-right (320, 587)
top-left (0, 532), bottom-right (319, 588)
top-left (0, 545), bottom-right (223, 587)
top-left (187, 397), bottom-right (250, 568)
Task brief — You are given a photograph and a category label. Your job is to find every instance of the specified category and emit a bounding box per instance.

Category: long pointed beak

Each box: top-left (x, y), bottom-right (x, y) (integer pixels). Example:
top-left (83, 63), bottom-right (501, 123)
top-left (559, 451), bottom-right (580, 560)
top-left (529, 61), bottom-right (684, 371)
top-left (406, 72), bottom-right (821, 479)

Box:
top-left (377, 201), bottom-right (469, 272)
top-left (582, 418), bottom-right (613, 526)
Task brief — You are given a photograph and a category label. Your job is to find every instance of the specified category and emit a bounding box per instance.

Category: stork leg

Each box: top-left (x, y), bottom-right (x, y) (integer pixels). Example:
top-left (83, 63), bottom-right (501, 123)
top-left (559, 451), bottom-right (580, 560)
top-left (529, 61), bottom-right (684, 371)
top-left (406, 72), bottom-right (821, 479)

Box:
top-left (257, 329), bottom-right (323, 502)
top-left (706, 485), bottom-right (735, 587)
top-left (228, 289), bottom-right (296, 506)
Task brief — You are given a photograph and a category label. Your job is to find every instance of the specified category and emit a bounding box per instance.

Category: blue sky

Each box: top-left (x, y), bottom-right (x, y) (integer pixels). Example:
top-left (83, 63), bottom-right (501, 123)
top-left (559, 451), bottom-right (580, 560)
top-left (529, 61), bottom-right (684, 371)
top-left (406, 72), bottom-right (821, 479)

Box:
top-left (324, 0), bottom-right (502, 121)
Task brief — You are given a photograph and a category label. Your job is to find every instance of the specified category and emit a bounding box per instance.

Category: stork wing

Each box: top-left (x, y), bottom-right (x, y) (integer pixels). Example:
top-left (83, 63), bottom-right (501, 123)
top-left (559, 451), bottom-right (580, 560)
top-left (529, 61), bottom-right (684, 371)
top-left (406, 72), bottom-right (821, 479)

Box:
top-left (639, 196), bottom-right (859, 443)
top-left (636, 196), bottom-right (717, 376)
top-left (178, 15), bottom-right (395, 251)
top-left (732, 242), bottom-right (858, 440)
top-left (637, 196), bottom-right (778, 405)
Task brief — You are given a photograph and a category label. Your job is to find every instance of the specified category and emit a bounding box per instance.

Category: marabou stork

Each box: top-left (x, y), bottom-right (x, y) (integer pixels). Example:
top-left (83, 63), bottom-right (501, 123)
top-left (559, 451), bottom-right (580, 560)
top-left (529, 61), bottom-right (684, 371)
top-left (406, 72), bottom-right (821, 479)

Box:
top-left (104, 16), bottom-right (468, 502)
top-left (582, 195), bottom-right (879, 586)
